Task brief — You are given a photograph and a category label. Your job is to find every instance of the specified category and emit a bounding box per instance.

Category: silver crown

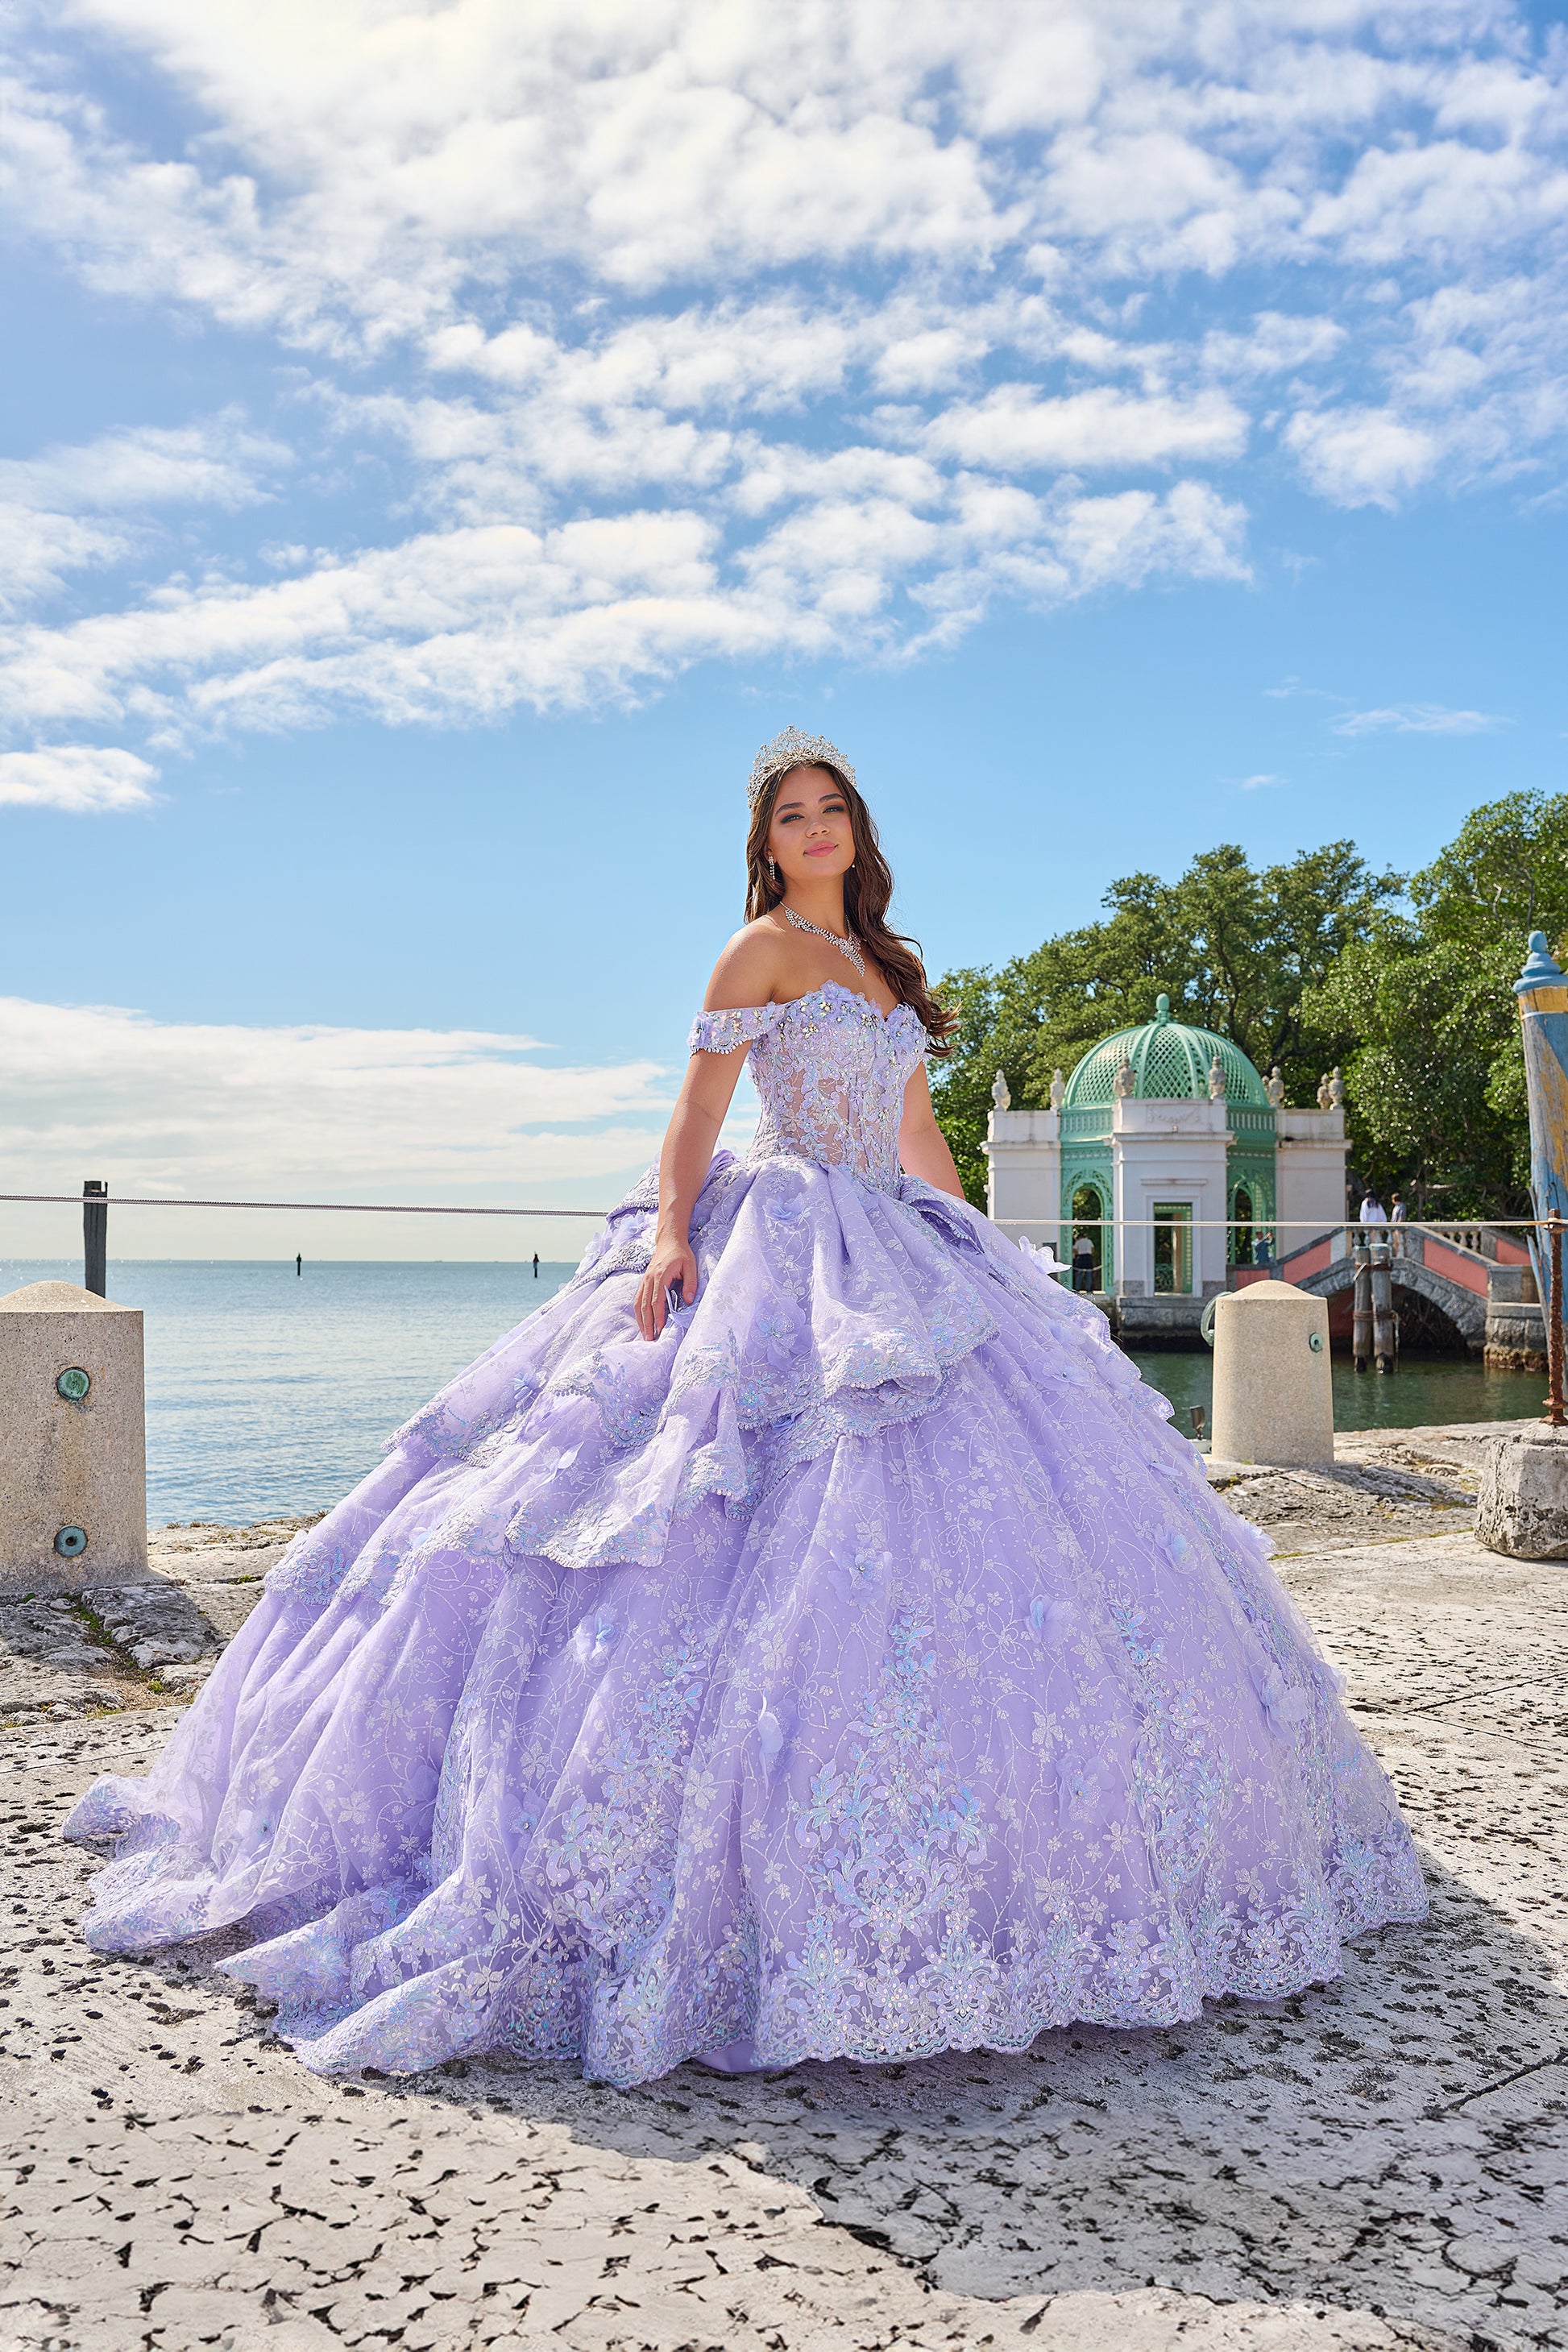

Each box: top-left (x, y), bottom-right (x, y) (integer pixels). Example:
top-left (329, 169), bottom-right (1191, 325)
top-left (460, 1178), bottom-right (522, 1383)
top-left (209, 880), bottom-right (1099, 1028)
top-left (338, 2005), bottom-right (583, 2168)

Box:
top-left (748, 726), bottom-right (857, 811)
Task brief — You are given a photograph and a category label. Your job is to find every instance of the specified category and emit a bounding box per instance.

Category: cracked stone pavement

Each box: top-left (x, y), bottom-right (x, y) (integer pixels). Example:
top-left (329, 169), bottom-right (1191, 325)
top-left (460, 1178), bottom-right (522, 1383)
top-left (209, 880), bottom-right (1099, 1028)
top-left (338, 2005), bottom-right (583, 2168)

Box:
top-left (2, 1428), bottom-right (1566, 2351)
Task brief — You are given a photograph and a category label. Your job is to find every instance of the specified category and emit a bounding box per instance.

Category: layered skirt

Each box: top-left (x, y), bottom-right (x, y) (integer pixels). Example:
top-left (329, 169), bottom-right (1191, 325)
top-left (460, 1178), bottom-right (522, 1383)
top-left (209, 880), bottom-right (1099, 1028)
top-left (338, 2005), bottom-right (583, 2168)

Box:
top-left (67, 1152), bottom-right (1425, 2084)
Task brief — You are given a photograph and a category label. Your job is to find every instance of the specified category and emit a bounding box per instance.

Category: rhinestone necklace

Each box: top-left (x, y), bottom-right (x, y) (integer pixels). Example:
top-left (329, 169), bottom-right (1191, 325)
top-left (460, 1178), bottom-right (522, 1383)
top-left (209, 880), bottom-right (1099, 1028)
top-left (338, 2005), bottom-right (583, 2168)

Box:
top-left (785, 903), bottom-right (866, 980)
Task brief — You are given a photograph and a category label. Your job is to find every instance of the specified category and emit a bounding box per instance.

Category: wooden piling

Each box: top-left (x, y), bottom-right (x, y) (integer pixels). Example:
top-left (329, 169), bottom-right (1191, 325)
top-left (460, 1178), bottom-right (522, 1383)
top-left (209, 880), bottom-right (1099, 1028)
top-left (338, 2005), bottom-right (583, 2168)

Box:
top-left (1371, 1240), bottom-right (1395, 1373)
top-left (1352, 1243), bottom-right (1371, 1372)
top-left (83, 1180), bottom-right (107, 1298)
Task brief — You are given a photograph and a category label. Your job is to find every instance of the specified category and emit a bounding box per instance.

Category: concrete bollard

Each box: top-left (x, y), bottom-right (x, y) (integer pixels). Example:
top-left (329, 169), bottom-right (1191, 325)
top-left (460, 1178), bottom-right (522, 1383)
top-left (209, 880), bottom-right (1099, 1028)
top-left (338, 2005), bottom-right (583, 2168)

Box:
top-left (1209, 1278), bottom-right (1334, 1469)
top-left (1477, 1429), bottom-right (1568, 1558)
top-left (0, 1280), bottom-right (147, 1597)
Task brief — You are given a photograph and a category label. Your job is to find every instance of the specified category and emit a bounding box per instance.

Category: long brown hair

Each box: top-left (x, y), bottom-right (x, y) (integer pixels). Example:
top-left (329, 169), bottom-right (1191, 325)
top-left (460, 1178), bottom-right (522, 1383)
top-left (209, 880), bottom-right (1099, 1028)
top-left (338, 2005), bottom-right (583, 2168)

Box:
top-left (745, 766), bottom-right (956, 1052)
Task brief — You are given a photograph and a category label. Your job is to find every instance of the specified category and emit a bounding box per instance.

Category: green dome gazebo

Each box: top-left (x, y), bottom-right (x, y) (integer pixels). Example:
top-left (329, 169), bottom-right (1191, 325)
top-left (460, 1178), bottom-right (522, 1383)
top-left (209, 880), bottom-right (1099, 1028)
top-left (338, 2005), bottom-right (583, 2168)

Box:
top-left (1058, 993), bottom-right (1277, 1293)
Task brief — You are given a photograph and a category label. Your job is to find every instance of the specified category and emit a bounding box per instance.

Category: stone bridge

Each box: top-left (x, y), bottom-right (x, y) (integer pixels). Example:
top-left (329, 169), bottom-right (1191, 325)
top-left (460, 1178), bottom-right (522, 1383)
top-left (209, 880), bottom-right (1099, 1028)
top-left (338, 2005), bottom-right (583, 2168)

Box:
top-left (1236, 1223), bottom-right (1544, 1366)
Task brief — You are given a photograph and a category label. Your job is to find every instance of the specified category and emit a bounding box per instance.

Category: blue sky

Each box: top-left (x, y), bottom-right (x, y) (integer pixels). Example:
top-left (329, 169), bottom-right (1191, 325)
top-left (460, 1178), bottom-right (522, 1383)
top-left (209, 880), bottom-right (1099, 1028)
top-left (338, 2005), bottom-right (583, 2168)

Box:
top-left (0, 0), bottom-right (1565, 1256)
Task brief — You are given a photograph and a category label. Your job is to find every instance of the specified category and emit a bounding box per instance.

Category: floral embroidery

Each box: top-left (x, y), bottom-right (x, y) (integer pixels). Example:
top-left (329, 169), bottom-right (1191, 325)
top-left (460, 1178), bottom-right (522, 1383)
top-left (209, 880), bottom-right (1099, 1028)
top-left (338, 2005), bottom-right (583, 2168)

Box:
top-left (695, 985), bottom-right (926, 1195)
top-left (67, 981), bottom-right (1427, 2089)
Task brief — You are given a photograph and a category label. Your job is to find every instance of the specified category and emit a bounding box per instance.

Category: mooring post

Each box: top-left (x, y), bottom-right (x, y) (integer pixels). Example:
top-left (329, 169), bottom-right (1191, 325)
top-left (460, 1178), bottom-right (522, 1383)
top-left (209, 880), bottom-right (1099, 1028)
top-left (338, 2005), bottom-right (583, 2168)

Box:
top-left (1371, 1239), bottom-right (1396, 1374)
top-left (1513, 931), bottom-right (1568, 1371)
top-left (0, 1279), bottom-right (147, 1594)
top-left (1548, 1213), bottom-right (1565, 1429)
top-left (1352, 1241), bottom-right (1371, 1372)
top-left (1477, 940), bottom-right (1568, 1554)
top-left (1209, 1280), bottom-right (1334, 1469)
top-left (83, 1180), bottom-right (108, 1298)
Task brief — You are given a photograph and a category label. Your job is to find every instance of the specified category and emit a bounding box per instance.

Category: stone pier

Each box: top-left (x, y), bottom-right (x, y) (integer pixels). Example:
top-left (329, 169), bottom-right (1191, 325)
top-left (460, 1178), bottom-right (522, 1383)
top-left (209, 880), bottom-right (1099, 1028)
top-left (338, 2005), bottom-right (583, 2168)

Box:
top-left (2, 1429), bottom-right (1566, 2351)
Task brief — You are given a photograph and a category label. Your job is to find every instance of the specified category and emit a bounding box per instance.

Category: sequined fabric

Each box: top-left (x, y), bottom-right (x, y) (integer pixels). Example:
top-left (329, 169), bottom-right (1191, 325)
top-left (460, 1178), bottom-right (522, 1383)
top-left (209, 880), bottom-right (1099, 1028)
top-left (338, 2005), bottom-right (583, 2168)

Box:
top-left (690, 983), bottom-right (923, 1193)
top-left (65, 985), bottom-right (1426, 2088)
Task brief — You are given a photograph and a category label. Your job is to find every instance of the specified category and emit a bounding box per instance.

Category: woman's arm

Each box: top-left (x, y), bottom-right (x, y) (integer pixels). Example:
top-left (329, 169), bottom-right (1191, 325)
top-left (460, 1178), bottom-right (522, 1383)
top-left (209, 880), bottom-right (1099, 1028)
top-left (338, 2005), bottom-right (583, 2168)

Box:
top-left (633, 1047), bottom-right (749, 1338)
top-left (633, 927), bottom-right (785, 1341)
top-left (898, 1063), bottom-right (965, 1201)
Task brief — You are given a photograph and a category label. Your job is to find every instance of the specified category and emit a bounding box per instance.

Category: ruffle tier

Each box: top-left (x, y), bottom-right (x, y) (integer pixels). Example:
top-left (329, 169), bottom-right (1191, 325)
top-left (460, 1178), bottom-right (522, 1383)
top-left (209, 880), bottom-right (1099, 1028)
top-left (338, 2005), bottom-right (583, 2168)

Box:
top-left (65, 1152), bottom-right (1427, 2086)
top-left (252, 1151), bottom-right (1061, 1595)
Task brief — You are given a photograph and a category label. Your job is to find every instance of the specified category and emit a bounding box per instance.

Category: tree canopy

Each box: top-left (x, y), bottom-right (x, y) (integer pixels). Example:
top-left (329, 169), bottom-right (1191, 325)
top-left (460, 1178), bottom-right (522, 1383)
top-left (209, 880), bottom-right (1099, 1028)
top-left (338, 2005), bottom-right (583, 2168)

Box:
top-left (1303, 791), bottom-right (1568, 1215)
top-left (931, 792), bottom-right (1566, 1217)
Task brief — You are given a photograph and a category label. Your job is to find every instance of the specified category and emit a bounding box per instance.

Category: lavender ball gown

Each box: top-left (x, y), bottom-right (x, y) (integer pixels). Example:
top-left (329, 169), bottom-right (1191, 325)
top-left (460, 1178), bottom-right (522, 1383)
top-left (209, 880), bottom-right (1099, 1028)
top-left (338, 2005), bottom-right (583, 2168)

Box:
top-left (67, 981), bottom-right (1425, 2084)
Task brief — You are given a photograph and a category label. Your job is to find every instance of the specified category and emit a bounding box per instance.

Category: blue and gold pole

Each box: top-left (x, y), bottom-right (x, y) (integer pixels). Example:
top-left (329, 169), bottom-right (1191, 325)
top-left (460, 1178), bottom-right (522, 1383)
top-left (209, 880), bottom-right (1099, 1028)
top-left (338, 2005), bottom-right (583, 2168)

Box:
top-left (1514, 931), bottom-right (1568, 1425)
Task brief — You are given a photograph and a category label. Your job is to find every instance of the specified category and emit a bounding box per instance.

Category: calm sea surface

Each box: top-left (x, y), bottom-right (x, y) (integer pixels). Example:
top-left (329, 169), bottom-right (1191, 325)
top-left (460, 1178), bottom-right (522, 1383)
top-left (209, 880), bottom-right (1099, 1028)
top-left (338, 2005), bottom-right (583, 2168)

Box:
top-left (0, 1259), bottom-right (1544, 1524)
top-left (1129, 1347), bottom-right (1545, 1438)
top-left (1, 1260), bottom-right (576, 1525)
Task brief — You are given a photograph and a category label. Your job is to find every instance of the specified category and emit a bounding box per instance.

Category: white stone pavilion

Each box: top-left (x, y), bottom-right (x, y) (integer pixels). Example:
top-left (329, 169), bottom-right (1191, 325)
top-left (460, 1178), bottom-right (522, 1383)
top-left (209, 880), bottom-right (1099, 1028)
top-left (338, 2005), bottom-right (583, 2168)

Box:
top-left (984, 994), bottom-right (1350, 1340)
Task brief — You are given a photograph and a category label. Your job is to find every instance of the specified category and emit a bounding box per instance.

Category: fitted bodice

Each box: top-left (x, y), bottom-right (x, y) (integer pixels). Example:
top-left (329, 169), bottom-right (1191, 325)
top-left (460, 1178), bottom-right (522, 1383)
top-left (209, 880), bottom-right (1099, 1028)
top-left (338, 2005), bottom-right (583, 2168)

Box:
top-left (688, 982), bottom-right (928, 1193)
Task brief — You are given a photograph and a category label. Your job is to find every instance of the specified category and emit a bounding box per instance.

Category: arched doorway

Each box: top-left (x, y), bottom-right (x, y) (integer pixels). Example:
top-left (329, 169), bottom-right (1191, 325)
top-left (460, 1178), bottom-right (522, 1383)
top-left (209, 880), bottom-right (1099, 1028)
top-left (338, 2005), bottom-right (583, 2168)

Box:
top-left (1070, 1185), bottom-right (1105, 1292)
top-left (1231, 1186), bottom-right (1254, 1267)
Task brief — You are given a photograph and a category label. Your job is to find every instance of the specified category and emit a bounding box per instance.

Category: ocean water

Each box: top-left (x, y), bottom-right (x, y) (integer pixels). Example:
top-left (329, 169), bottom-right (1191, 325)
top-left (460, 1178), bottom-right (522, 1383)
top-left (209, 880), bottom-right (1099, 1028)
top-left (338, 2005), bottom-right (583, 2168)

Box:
top-left (0, 1259), bottom-right (1543, 1527)
top-left (1130, 1347), bottom-right (1545, 1438)
top-left (0, 1259), bottom-right (576, 1525)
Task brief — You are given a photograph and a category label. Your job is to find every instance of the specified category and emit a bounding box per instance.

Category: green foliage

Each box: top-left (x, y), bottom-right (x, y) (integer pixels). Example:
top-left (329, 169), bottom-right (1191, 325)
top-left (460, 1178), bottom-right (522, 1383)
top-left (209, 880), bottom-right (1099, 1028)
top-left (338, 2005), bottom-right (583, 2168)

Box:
top-left (926, 965), bottom-right (1011, 1209)
top-left (1303, 929), bottom-right (1526, 1214)
top-left (932, 839), bottom-right (1401, 1208)
top-left (1298, 789), bottom-right (1568, 1215)
top-left (933, 790), bottom-right (1568, 1219)
top-left (1411, 790), bottom-right (1568, 953)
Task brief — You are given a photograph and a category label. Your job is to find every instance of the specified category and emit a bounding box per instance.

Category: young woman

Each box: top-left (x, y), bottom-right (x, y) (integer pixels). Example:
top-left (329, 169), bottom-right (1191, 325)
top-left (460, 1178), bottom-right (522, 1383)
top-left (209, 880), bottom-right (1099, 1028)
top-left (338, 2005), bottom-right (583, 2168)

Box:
top-left (67, 728), bottom-right (1425, 2085)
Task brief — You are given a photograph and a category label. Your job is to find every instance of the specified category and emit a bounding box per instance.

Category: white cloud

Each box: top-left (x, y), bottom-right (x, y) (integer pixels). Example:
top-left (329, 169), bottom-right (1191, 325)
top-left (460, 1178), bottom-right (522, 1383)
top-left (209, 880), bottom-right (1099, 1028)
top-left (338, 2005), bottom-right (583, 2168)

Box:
top-left (0, 995), bottom-right (672, 1205)
top-left (1039, 125), bottom-right (1271, 275)
top-left (0, 506), bottom-right (135, 616)
top-left (0, 745), bottom-right (158, 811)
top-left (1239, 772), bottom-right (1284, 790)
top-left (1283, 407), bottom-right (1442, 508)
top-left (0, 0), bottom-right (1562, 773)
top-left (427, 301), bottom-right (860, 416)
top-left (1044, 479), bottom-right (1249, 593)
top-left (1332, 703), bottom-right (1509, 736)
top-left (924, 384), bottom-right (1248, 473)
top-left (0, 471), bottom-right (1253, 740)
top-left (0, 463), bottom-right (1262, 741)
top-left (9, 8), bottom-right (1564, 343)
top-left (0, 415), bottom-right (284, 515)
top-left (0, 416), bottom-right (287, 616)
top-left (1300, 137), bottom-right (1568, 270)
top-left (0, 515), bottom-right (749, 739)
top-left (1203, 313), bottom-right (1346, 380)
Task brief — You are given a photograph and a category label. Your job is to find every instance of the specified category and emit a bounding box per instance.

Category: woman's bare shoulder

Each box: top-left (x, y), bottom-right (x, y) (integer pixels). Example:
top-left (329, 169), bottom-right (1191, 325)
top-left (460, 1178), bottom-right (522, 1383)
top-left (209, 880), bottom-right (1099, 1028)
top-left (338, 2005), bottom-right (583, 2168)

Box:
top-left (702, 918), bottom-right (788, 1013)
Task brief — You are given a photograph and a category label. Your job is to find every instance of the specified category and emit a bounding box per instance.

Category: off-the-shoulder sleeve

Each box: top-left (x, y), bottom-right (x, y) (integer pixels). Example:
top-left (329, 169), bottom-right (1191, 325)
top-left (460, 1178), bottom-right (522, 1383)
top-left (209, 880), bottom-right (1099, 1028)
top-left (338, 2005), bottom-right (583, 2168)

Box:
top-left (687, 1002), bottom-right (787, 1056)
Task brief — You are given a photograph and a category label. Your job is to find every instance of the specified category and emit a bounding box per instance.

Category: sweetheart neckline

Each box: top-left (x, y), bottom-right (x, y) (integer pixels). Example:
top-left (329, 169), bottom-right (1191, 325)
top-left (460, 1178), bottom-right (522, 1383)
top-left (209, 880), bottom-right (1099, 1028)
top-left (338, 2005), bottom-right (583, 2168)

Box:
top-left (791, 980), bottom-right (908, 1025)
top-left (769, 981), bottom-right (919, 1028)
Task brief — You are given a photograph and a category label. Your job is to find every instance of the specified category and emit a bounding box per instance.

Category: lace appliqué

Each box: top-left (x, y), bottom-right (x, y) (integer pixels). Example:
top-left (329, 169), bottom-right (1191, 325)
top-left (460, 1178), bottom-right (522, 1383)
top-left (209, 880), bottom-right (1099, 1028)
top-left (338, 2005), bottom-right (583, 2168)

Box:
top-left (691, 985), bottom-right (927, 1196)
top-left (69, 974), bottom-right (1428, 2089)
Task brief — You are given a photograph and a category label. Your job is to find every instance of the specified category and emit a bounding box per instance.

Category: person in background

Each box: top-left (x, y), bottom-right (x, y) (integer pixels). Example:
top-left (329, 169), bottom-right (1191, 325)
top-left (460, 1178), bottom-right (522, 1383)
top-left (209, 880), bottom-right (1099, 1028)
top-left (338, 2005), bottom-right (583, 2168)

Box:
top-left (1360, 1189), bottom-right (1388, 1229)
top-left (533, 1251), bottom-right (540, 1278)
top-left (1072, 1230), bottom-right (1096, 1292)
top-left (1389, 1193), bottom-right (1407, 1255)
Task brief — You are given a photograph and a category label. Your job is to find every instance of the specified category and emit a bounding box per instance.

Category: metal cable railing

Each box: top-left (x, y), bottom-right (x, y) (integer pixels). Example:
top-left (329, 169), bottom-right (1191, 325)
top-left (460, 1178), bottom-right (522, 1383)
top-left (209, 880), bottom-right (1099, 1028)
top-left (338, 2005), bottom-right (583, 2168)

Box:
top-left (990, 1216), bottom-right (1547, 1230)
top-left (11, 1182), bottom-right (1565, 1417)
top-left (9, 1181), bottom-right (612, 1300)
top-left (0, 1190), bottom-right (607, 1217)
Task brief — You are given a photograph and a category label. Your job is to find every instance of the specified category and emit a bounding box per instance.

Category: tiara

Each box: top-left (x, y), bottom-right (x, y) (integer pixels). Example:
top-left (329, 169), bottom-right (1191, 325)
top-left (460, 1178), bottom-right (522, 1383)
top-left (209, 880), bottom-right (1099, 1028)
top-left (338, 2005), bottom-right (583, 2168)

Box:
top-left (748, 726), bottom-right (857, 811)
